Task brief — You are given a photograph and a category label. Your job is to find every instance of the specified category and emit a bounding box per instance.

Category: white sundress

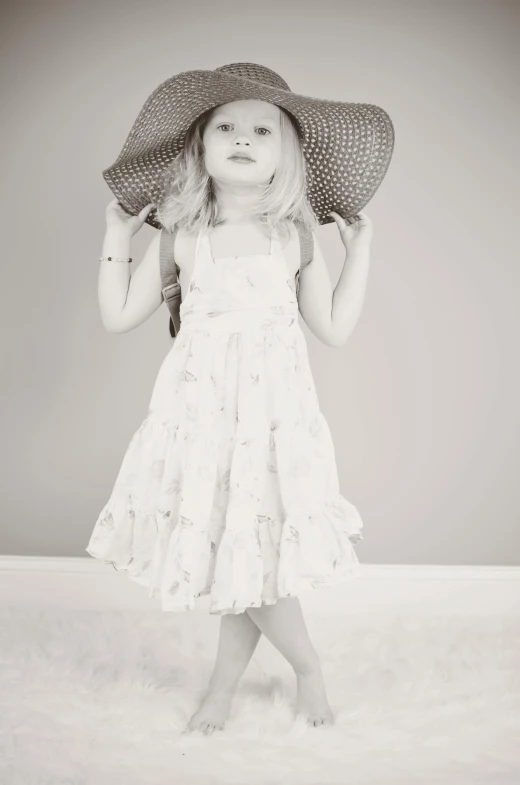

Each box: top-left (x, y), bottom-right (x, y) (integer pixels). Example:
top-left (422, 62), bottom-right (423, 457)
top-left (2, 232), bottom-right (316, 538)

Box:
top-left (86, 224), bottom-right (364, 615)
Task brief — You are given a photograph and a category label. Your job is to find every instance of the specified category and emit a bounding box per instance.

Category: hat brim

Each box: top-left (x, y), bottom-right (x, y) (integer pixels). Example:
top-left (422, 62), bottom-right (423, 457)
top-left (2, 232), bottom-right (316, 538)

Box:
top-left (102, 69), bottom-right (395, 229)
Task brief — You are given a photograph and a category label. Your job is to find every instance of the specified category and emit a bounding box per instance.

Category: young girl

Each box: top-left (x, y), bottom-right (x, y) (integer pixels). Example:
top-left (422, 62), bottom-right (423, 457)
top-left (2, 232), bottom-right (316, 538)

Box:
top-left (86, 62), bottom-right (393, 736)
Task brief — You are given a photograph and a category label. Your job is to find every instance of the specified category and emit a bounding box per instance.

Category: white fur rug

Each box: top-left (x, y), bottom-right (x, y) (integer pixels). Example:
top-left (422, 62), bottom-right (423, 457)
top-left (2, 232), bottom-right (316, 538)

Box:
top-left (1, 607), bottom-right (519, 784)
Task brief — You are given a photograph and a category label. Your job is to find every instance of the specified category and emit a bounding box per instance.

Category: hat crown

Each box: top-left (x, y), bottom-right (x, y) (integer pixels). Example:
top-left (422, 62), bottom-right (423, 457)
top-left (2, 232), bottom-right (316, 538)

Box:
top-left (214, 62), bottom-right (292, 93)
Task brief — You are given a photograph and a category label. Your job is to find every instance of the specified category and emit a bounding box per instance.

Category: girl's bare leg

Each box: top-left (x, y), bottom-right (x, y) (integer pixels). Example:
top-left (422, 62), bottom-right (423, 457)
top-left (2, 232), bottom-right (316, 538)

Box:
top-left (186, 610), bottom-right (262, 735)
top-left (247, 597), bottom-right (334, 727)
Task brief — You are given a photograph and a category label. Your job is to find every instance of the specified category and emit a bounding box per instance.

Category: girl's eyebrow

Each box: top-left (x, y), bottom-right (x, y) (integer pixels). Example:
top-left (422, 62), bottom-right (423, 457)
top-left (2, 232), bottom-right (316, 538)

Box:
top-left (213, 116), bottom-right (276, 124)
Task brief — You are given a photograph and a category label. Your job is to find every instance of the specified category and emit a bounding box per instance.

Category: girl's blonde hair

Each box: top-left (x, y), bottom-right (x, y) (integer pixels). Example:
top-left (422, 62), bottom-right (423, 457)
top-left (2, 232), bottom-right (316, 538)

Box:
top-left (155, 102), bottom-right (319, 247)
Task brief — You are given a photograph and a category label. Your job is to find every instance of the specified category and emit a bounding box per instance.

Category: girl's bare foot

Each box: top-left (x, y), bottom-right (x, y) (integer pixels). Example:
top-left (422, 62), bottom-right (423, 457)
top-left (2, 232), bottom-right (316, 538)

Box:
top-left (183, 610), bottom-right (263, 735)
top-left (184, 688), bottom-right (235, 735)
top-left (295, 665), bottom-right (335, 727)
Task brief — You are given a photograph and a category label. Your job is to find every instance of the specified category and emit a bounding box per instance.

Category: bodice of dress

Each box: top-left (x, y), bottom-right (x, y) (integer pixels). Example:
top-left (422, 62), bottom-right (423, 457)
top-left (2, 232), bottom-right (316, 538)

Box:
top-left (179, 227), bottom-right (299, 332)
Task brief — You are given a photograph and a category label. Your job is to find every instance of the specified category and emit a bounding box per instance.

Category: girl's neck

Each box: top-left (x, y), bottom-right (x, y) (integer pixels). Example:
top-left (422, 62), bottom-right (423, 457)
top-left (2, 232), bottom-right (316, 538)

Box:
top-left (213, 182), bottom-right (265, 226)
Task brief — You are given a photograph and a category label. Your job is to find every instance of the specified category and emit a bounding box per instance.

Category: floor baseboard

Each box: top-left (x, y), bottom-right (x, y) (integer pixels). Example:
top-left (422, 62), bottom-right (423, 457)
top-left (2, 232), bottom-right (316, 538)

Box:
top-left (0, 556), bottom-right (519, 616)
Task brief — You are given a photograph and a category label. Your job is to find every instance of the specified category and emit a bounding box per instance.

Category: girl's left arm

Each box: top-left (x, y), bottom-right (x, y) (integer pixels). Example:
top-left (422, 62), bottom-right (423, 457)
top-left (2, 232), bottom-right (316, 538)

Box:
top-left (327, 210), bottom-right (373, 347)
top-left (298, 211), bottom-right (373, 348)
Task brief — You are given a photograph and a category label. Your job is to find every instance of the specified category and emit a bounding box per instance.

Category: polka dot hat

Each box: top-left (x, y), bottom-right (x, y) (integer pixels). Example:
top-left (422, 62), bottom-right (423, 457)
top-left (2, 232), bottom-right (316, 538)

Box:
top-left (102, 62), bottom-right (395, 229)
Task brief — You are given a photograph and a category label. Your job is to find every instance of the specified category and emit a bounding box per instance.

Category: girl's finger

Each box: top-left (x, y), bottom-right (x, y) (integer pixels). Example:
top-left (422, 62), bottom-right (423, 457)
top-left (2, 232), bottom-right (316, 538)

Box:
top-left (139, 203), bottom-right (154, 217)
top-left (328, 211), bottom-right (347, 226)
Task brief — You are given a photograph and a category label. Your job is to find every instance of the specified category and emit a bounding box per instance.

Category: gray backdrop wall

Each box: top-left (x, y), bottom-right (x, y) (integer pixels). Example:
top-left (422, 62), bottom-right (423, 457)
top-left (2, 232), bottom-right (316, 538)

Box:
top-left (1, 0), bottom-right (518, 565)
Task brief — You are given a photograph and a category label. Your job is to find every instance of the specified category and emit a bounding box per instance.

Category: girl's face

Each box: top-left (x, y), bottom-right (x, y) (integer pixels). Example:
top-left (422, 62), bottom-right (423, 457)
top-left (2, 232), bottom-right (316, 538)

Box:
top-left (202, 99), bottom-right (281, 188)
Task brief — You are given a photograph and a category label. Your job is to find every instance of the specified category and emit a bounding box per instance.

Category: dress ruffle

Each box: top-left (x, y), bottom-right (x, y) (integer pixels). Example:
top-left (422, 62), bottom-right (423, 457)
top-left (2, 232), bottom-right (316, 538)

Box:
top-left (86, 325), bottom-right (363, 615)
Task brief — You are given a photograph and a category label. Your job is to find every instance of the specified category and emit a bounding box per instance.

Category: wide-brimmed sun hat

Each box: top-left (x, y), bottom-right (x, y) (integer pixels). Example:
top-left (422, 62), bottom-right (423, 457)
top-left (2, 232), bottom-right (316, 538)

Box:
top-left (102, 62), bottom-right (395, 229)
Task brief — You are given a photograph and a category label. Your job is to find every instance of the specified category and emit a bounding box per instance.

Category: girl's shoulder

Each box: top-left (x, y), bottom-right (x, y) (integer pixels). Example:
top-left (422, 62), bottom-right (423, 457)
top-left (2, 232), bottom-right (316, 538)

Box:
top-left (281, 221), bottom-right (303, 276)
top-left (171, 225), bottom-right (197, 273)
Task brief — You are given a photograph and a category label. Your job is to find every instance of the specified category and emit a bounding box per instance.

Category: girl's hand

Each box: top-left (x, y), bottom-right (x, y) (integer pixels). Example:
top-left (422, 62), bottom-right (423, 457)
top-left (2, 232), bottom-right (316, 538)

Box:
top-left (105, 198), bottom-right (155, 237)
top-left (327, 210), bottom-right (373, 252)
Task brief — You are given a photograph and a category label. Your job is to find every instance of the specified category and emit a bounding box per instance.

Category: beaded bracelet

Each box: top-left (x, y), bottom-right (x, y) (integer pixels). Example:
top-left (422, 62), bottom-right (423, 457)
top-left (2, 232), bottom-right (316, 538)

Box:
top-left (99, 256), bottom-right (133, 263)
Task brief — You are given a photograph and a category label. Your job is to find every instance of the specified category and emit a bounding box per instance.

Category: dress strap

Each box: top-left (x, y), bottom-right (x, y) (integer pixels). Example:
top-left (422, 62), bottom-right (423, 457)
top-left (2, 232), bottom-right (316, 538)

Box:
top-left (269, 231), bottom-right (282, 257)
top-left (194, 225), bottom-right (205, 261)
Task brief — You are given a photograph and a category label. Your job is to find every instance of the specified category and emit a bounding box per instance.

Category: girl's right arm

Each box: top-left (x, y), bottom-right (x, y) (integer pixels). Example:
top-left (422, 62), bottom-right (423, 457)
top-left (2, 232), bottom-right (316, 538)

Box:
top-left (98, 199), bottom-right (161, 333)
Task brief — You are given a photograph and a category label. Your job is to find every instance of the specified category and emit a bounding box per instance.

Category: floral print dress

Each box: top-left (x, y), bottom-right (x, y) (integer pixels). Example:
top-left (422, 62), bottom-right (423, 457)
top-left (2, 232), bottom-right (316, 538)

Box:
top-left (86, 224), bottom-right (364, 615)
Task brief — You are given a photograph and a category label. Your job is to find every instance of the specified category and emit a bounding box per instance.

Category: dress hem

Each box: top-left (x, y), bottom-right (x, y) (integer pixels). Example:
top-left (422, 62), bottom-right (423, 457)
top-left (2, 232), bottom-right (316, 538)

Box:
top-left (85, 546), bottom-right (361, 616)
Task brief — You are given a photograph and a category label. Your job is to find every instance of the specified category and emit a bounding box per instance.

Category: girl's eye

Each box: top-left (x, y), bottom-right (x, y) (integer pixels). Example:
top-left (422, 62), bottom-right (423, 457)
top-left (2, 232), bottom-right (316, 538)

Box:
top-left (217, 124), bottom-right (271, 135)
